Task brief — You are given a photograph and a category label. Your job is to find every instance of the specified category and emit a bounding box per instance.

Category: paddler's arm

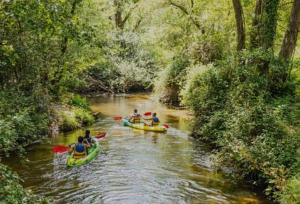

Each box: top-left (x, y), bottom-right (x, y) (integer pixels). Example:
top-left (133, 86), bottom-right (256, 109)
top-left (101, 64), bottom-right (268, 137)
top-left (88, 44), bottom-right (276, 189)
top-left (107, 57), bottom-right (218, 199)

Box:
top-left (68, 144), bottom-right (74, 153)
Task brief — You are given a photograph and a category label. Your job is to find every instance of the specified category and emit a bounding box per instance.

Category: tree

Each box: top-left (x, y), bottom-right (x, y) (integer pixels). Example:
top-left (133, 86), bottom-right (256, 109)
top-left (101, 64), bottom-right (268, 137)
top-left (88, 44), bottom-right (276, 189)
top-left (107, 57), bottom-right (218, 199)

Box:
top-left (113, 0), bottom-right (140, 30)
top-left (168, 0), bottom-right (204, 33)
top-left (61, 0), bottom-right (83, 54)
top-left (232, 0), bottom-right (245, 51)
top-left (250, 0), bottom-right (280, 50)
top-left (279, 0), bottom-right (300, 61)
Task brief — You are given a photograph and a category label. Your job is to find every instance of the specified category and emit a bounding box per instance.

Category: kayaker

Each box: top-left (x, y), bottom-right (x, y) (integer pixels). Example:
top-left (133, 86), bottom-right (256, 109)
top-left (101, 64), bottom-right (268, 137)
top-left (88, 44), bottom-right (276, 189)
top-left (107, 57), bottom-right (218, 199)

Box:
top-left (152, 112), bottom-right (160, 126)
top-left (129, 109), bottom-right (141, 123)
top-left (84, 129), bottom-right (94, 145)
top-left (69, 136), bottom-right (90, 159)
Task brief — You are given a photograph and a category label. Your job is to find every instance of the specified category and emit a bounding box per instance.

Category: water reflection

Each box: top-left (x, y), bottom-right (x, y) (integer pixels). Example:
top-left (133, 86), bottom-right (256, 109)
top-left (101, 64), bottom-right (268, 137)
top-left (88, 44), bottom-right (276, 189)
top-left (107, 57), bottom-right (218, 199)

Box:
top-left (3, 94), bottom-right (271, 204)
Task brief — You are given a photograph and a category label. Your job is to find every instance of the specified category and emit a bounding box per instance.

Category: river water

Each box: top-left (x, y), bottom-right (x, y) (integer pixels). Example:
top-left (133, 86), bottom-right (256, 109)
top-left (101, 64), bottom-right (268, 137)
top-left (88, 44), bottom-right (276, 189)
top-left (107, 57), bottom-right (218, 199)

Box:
top-left (4, 94), bottom-right (271, 204)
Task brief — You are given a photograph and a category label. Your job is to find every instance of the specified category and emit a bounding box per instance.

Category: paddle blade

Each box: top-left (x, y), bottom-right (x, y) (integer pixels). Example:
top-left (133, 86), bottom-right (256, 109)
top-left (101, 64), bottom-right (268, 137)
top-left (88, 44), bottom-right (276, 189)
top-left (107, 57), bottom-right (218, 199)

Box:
top-left (163, 124), bottom-right (170, 128)
top-left (113, 116), bottom-right (122, 121)
top-left (95, 132), bottom-right (106, 139)
top-left (144, 112), bottom-right (152, 116)
top-left (52, 145), bottom-right (69, 153)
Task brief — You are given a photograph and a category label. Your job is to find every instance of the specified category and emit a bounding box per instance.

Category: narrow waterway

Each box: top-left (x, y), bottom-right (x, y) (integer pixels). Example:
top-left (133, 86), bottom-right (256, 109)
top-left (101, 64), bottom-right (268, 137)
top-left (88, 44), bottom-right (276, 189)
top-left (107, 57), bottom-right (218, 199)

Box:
top-left (4, 94), bottom-right (271, 204)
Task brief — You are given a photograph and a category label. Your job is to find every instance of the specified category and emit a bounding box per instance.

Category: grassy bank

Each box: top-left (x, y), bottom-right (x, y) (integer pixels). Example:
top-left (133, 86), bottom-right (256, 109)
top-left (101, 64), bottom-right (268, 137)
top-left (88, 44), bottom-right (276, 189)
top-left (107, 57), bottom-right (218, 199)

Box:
top-left (53, 95), bottom-right (95, 133)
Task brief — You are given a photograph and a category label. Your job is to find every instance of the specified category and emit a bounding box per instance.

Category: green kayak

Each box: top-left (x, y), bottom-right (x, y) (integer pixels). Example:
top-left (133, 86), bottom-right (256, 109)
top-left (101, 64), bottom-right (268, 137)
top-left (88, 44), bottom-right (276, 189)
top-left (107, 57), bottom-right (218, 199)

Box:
top-left (66, 141), bottom-right (100, 167)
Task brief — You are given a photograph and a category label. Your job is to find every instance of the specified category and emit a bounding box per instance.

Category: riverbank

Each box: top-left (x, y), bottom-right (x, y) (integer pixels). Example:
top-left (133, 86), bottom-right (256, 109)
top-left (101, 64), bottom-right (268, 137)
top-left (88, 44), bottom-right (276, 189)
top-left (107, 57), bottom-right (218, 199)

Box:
top-left (181, 58), bottom-right (300, 202)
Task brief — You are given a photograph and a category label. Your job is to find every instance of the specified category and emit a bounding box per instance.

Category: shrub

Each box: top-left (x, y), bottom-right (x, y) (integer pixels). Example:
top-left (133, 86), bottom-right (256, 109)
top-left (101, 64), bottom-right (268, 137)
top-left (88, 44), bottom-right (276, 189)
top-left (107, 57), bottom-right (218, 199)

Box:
top-left (182, 54), bottom-right (300, 200)
top-left (155, 53), bottom-right (190, 106)
top-left (60, 110), bottom-right (80, 132)
top-left (281, 174), bottom-right (300, 204)
top-left (59, 107), bottom-right (94, 132)
top-left (188, 32), bottom-right (225, 64)
top-left (74, 108), bottom-right (94, 126)
top-left (68, 95), bottom-right (90, 110)
top-left (0, 91), bottom-right (49, 155)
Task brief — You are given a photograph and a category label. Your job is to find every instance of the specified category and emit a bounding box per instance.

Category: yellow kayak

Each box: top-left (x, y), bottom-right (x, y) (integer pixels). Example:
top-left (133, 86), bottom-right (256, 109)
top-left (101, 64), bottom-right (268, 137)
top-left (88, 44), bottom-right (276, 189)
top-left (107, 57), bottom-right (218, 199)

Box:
top-left (122, 118), bottom-right (167, 132)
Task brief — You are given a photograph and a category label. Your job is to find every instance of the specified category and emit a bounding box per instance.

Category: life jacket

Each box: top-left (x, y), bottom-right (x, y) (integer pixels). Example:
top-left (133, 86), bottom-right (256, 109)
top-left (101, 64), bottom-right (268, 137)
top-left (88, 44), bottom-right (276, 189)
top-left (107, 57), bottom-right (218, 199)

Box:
top-left (152, 117), bottom-right (160, 126)
top-left (130, 114), bottom-right (141, 123)
top-left (73, 143), bottom-right (86, 159)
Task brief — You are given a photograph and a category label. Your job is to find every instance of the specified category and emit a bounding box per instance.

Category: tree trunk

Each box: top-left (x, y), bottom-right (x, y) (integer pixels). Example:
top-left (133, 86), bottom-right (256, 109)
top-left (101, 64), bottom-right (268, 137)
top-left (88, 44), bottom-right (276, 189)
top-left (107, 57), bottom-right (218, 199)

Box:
top-left (232, 0), bottom-right (245, 51)
top-left (250, 0), bottom-right (263, 48)
top-left (61, 0), bottom-right (79, 54)
top-left (261, 0), bottom-right (280, 49)
top-left (113, 0), bottom-right (138, 30)
top-left (279, 0), bottom-right (300, 61)
top-left (250, 0), bottom-right (280, 50)
top-left (249, 0), bottom-right (280, 74)
top-left (114, 0), bottom-right (124, 30)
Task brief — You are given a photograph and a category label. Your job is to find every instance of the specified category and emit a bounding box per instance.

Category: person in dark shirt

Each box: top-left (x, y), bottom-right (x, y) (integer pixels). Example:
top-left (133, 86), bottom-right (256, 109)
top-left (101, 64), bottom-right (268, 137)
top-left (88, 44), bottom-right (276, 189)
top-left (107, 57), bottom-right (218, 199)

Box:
top-left (84, 130), bottom-right (93, 144)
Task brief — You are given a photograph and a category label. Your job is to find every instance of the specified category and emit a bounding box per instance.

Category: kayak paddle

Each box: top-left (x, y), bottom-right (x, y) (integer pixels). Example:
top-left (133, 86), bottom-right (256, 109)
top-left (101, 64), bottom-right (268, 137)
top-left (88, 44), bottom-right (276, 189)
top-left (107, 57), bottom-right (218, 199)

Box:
top-left (113, 116), bottom-right (122, 121)
top-left (144, 112), bottom-right (152, 116)
top-left (95, 132), bottom-right (106, 139)
top-left (163, 124), bottom-right (170, 128)
top-left (52, 145), bottom-right (69, 153)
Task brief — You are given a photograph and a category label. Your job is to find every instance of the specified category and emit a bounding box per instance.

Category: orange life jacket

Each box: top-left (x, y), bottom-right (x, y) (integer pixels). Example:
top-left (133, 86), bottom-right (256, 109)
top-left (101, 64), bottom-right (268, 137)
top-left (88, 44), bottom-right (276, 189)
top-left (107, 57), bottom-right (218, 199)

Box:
top-left (130, 114), bottom-right (141, 123)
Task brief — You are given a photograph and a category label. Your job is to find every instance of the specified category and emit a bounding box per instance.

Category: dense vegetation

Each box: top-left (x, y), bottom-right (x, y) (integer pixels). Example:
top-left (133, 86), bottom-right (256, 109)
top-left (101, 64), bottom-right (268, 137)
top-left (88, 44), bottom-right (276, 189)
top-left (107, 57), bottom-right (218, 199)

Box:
top-left (1, 0), bottom-right (299, 203)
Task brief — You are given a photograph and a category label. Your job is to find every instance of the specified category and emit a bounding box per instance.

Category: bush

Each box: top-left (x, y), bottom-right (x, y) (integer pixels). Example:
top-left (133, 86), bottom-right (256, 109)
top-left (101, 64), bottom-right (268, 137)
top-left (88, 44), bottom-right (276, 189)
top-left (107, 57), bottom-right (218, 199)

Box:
top-left (0, 91), bottom-right (49, 155)
top-left (182, 54), bottom-right (300, 200)
top-left (281, 174), bottom-right (300, 204)
top-left (155, 53), bottom-right (190, 106)
top-left (68, 95), bottom-right (90, 110)
top-left (59, 106), bottom-right (94, 132)
top-left (188, 32), bottom-right (225, 64)
top-left (74, 108), bottom-right (94, 126)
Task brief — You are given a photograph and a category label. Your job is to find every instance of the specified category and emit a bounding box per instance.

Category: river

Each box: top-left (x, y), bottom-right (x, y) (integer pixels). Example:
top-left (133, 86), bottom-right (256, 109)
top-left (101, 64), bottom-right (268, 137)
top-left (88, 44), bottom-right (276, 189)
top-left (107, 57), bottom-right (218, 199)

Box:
top-left (3, 94), bottom-right (271, 204)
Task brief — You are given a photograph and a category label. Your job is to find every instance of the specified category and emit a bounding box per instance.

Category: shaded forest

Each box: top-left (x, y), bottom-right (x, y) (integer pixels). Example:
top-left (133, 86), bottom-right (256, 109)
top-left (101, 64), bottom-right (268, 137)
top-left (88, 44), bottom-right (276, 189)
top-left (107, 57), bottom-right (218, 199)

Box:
top-left (1, 0), bottom-right (300, 203)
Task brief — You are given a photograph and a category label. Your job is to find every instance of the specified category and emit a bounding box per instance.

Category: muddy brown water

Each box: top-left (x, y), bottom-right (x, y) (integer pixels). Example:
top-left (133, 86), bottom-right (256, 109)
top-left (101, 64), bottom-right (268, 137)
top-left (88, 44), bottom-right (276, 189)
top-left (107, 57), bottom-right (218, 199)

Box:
top-left (3, 94), bottom-right (272, 204)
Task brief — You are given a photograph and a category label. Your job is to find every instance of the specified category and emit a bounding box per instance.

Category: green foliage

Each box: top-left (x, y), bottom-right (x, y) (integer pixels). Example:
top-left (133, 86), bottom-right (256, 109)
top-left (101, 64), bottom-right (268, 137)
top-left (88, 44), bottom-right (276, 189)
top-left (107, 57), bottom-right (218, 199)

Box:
top-left (68, 95), bottom-right (90, 110)
top-left (59, 106), bottom-right (94, 132)
top-left (79, 32), bottom-right (159, 93)
top-left (0, 163), bottom-right (47, 204)
top-left (0, 0), bottom-right (299, 202)
top-left (281, 173), bottom-right (300, 204)
top-left (155, 53), bottom-right (190, 105)
top-left (182, 54), bottom-right (300, 200)
top-left (0, 90), bottom-right (49, 155)
top-left (188, 32), bottom-right (226, 64)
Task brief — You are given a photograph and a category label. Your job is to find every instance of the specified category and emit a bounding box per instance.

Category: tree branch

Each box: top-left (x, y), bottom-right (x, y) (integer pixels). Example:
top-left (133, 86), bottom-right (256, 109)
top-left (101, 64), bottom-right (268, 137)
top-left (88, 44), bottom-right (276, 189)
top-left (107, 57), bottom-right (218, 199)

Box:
top-left (168, 0), bottom-right (188, 15)
top-left (133, 17), bottom-right (143, 31)
top-left (122, 5), bottom-right (137, 26)
top-left (190, 0), bottom-right (194, 9)
top-left (168, 0), bottom-right (202, 30)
